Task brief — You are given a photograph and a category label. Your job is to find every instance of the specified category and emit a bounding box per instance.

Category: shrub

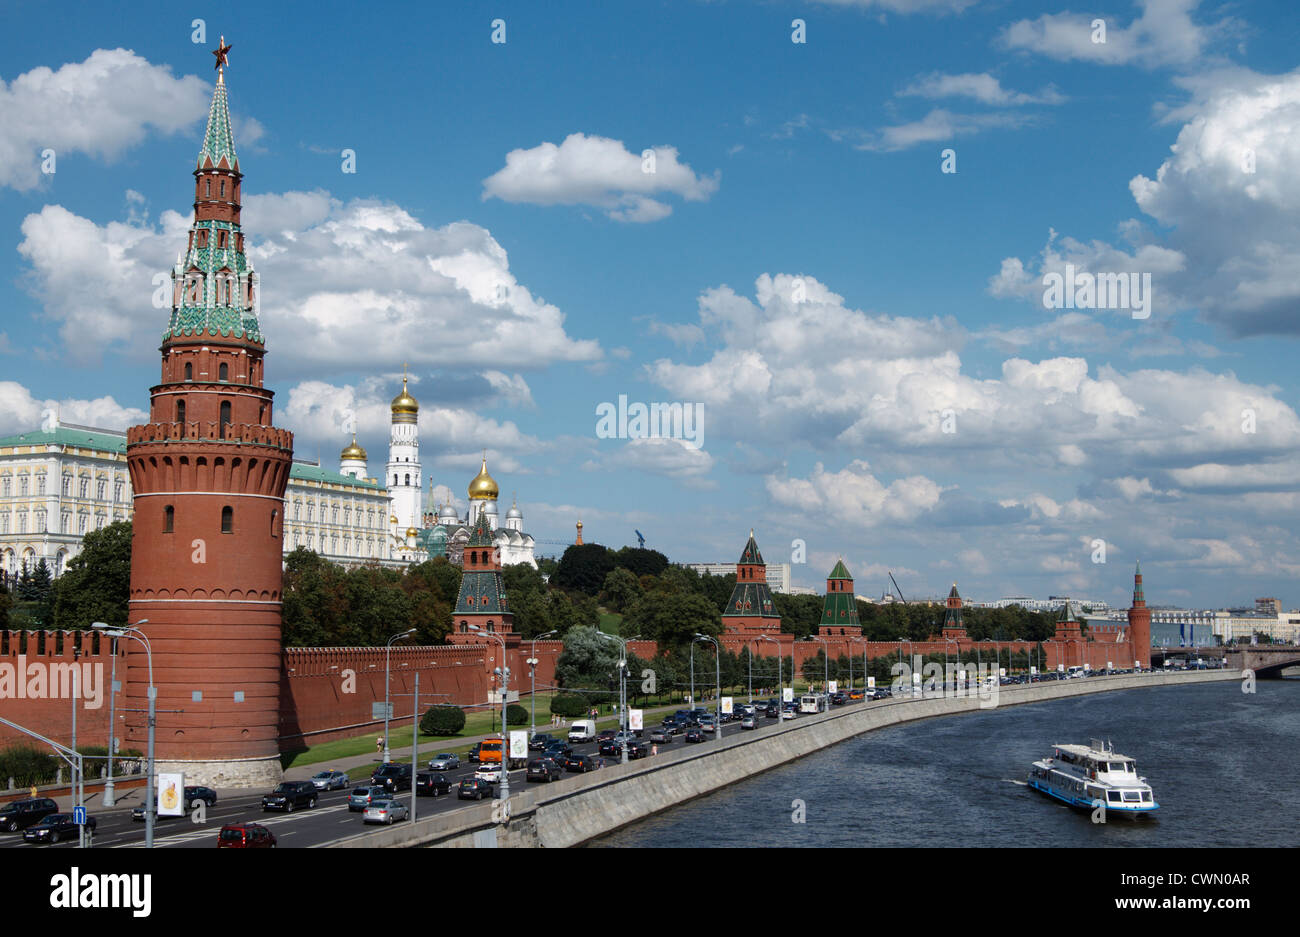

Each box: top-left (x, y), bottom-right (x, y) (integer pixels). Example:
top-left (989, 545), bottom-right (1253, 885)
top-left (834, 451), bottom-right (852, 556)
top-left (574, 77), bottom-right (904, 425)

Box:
top-left (549, 692), bottom-right (589, 718)
top-left (505, 703), bottom-right (529, 726)
top-left (0, 745), bottom-right (59, 787)
top-left (420, 705), bottom-right (466, 737)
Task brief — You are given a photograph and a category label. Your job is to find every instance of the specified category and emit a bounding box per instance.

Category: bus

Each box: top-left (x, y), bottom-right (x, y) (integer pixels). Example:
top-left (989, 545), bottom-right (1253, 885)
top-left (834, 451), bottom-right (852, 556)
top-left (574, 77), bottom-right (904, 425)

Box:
top-left (798, 694), bottom-right (827, 714)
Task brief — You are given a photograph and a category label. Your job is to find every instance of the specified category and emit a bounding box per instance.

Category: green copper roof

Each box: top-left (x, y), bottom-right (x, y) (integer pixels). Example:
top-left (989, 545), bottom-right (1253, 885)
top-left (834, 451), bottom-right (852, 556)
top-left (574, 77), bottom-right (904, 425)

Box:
top-left (0, 426), bottom-right (129, 453)
top-left (287, 462), bottom-right (383, 491)
top-left (737, 531), bottom-right (764, 566)
top-left (198, 76), bottom-right (239, 171)
top-left (828, 559), bottom-right (853, 581)
top-left (723, 582), bottom-right (781, 619)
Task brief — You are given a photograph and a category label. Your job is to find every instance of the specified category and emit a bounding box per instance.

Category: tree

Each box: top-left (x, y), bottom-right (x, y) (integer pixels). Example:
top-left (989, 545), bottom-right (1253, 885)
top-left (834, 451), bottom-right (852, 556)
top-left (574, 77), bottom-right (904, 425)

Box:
top-left (0, 577), bottom-right (11, 628)
top-left (506, 703), bottom-right (529, 726)
top-left (555, 625), bottom-right (620, 693)
top-left (52, 521), bottom-right (132, 629)
top-left (281, 548), bottom-right (346, 647)
top-left (421, 705), bottom-right (466, 736)
top-left (611, 547), bottom-right (668, 578)
top-left (550, 543), bottom-right (615, 596)
top-left (623, 591), bottom-right (722, 650)
top-left (600, 567), bottom-right (643, 613)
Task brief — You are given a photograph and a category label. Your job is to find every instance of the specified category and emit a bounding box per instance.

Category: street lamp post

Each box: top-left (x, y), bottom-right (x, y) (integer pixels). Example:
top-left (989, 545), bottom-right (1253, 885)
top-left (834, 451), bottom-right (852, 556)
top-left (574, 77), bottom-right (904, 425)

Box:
top-left (595, 632), bottom-right (633, 764)
top-left (92, 620), bottom-right (152, 847)
top-left (528, 630), bottom-right (558, 739)
top-left (102, 629), bottom-right (118, 807)
top-left (384, 628), bottom-right (416, 763)
top-left (943, 637), bottom-right (959, 692)
top-left (694, 634), bottom-right (722, 740)
top-left (898, 639), bottom-right (914, 698)
top-left (807, 635), bottom-right (829, 704)
top-left (467, 625), bottom-right (510, 798)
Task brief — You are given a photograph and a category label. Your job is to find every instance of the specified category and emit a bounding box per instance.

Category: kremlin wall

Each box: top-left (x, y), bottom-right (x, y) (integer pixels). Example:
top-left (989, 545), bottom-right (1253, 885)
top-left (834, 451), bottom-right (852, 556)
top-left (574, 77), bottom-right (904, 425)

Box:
top-left (0, 50), bottom-right (1150, 785)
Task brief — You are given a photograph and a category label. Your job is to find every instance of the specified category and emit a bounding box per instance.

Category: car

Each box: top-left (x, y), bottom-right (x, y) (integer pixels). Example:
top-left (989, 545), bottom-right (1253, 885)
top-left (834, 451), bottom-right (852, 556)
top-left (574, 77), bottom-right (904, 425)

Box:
top-left (626, 740), bottom-right (651, 759)
top-left (217, 823), bottom-right (276, 848)
top-left (830, 692), bottom-right (847, 706)
top-left (363, 799), bottom-right (409, 825)
top-left (780, 709), bottom-right (795, 720)
top-left (370, 762), bottom-right (413, 793)
top-left (685, 729), bottom-right (705, 743)
top-left (699, 719), bottom-right (716, 734)
top-left (527, 758), bottom-right (563, 782)
top-left (648, 728), bottom-right (672, 744)
top-left (467, 742), bottom-right (483, 763)
top-left (528, 733), bottom-right (559, 751)
top-left (457, 778), bottom-right (494, 800)
top-left (426, 752), bottom-right (461, 772)
top-left (740, 716), bottom-right (757, 730)
top-left (597, 729), bottom-right (619, 743)
top-left (598, 738), bottom-right (624, 757)
top-left (22, 813), bottom-right (96, 844)
top-left (310, 770), bottom-right (350, 791)
top-left (543, 742), bottom-right (573, 762)
top-left (663, 720), bottom-right (686, 735)
top-left (764, 704), bottom-right (780, 719)
top-left (564, 754), bottom-right (600, 773)
top-left (184, 786), bottom-right (219, 808)
top-left (348, 785), bottom-right (389, 811)
top-left (0, 798), bottom-right (59, 832)
top-left (262, 780), bottom-right (318, 813)
top-left (416, 772), bottom-right (453, 797)
top-left (475, 763), bottom-right (503, 784)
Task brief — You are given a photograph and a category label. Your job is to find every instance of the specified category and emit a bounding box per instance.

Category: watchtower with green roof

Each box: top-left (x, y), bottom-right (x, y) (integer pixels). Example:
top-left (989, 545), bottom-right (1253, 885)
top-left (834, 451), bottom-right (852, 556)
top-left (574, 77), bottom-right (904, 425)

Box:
top-left (448, 508), bottom-right (517, 647)
top-left (721, 530), bottom-right (781, 635)
top-left (818, 559), bottom-right (861, 636)
top-left (940, 583), bottom-right (967, 640)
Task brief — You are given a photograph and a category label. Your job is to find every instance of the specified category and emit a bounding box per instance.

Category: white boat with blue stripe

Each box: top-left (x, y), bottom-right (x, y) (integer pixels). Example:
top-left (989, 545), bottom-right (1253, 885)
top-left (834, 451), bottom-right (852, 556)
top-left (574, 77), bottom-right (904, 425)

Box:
top-left (1028, 739), bottom-right (1158, 818)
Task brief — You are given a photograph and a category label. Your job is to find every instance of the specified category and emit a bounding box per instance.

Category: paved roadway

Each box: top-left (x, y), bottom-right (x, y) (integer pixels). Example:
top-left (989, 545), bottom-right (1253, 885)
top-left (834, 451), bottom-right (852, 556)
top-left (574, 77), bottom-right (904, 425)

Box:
top-left (0, 701), bottom-right (807, 849)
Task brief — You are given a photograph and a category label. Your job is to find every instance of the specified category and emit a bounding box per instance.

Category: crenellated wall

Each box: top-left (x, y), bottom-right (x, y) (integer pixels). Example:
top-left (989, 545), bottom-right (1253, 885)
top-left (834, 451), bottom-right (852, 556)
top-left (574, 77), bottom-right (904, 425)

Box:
top-left (0, 630), bottom-right (124, 749)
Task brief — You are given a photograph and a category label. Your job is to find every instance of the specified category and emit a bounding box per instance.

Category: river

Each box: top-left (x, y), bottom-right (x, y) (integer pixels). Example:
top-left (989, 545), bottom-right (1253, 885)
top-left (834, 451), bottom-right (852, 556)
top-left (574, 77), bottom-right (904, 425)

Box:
top-left (593, 678), bottom-right (1299, 847)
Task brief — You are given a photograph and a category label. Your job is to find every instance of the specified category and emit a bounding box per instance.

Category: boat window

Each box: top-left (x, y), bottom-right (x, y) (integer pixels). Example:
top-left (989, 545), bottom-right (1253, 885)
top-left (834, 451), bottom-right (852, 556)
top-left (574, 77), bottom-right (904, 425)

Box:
top-left (1141, 791), bottom-right (1152, 802)
top-left (1109, 762), bottom-right (1126, 772)
top-left (1108, 791), bottom-right (1122, 802)
top-left (1123, 791), bottom-right (1140, 802)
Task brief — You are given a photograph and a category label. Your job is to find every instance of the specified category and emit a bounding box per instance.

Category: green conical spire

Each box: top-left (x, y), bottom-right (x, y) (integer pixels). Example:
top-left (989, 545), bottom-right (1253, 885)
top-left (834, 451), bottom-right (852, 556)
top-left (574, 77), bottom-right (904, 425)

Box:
top-left (828, 559), bottom-right (853, 581)
top-left (197, 71), bottom-right (239, 172)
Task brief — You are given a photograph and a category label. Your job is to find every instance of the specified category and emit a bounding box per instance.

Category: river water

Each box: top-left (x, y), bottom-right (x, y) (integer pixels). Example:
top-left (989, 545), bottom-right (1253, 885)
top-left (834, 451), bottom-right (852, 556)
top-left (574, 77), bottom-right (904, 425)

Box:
top-left (593, 679), bottom-right (1300, 848)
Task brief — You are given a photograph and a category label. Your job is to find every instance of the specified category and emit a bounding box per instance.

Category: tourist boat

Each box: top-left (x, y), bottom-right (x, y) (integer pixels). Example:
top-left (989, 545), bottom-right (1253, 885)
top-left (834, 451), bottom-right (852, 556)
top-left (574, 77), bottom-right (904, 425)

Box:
top-left (1027, 739), bottom-right (1158, 817)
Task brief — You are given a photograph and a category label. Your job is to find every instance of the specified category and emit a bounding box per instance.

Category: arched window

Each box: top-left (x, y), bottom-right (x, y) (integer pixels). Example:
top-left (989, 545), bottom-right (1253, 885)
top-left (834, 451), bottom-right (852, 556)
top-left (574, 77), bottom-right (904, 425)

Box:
top-left (205, 178), bottom-right (211, 197)
top-left (163, 505), bottom-right (174, 533)
top-left (184, 362), bottom-right (193, 381)
top-left (220, 401), bottom-right (232, 436)
top-left (176, 400), bottom-right (186, 424)
top-left (219, 179), bottom-right (226, 198)
top-left (405, 474), bottom-right (411, 486)
top-left (271, 509), bottom-right (279, 538)
top-left (221, 506), bottom-right (233, 534)
top-left (219, 363), bottom-right (229, 382)
top-left (218, 230), bottom-right (227, 249)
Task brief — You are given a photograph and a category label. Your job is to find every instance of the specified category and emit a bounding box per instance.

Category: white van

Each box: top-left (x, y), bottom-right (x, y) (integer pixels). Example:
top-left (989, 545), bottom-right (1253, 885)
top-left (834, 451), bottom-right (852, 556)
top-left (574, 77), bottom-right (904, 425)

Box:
top-left (568, 719), bottom-right (597, 743)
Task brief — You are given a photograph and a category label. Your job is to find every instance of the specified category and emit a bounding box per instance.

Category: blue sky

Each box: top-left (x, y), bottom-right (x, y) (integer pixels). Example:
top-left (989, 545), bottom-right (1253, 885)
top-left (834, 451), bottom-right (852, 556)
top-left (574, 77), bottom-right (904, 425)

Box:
top-left (4, 0), bottom-right (1300, 609)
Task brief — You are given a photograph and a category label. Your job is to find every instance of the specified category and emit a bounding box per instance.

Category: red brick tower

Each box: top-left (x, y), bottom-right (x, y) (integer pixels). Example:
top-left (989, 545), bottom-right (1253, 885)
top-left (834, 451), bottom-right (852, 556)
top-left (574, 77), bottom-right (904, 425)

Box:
top-left (941, 583), bottom-right (968, 641)
top-left (123, 43), bottom-right (293, 787)
top-left (1128, 561), bottom-right (1151, 670)
top-left (721, 530), bottom-right (781, 635)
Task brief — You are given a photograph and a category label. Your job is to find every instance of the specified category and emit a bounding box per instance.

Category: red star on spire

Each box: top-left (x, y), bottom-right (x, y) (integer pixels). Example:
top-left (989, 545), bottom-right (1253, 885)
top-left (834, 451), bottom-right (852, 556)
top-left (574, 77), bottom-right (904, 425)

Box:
top-left (213, 36), bottom-right (232, 72)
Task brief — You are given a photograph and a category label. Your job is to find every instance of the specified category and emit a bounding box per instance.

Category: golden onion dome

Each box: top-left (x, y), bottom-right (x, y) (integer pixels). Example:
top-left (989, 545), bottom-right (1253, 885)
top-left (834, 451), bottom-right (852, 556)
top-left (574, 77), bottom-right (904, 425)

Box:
top-left (389, 514), bottom-right (398, 524)
top-left (468, 454), bottom-right (499, 501)
top-left (406, 527), bottom-right (419, 538)
top-left (340, 434), bottom-right (367, 462)
top-left (391, 373), bottom-right (419, 422)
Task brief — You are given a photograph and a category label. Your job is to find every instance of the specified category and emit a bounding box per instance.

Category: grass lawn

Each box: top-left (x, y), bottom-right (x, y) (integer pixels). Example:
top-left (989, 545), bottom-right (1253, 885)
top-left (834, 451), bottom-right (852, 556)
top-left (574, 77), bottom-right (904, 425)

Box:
top-left (598, 611), bottom-right (623, 635)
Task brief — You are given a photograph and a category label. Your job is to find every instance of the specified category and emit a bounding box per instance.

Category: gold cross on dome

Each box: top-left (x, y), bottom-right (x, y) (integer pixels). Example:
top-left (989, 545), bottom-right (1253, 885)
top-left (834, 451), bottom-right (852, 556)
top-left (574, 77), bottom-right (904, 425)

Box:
top-left (213, 36), bottom-right (232, 72)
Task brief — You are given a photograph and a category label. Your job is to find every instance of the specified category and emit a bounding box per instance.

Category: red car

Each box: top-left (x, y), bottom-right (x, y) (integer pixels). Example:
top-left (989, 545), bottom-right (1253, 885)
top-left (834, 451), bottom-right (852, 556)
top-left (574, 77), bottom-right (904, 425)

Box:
top-left (217, 823), bottom-right (277, 848)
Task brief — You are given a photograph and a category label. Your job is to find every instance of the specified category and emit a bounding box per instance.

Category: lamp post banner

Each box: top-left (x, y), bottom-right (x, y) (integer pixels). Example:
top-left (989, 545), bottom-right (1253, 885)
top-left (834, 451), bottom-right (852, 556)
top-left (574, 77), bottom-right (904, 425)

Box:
top-left (509, 731), bottom-right (528, 760)
top-left (629, 709), bottom-right (643, 730)
top-left (720, 697), bottom-right (733, 715)
top-left (157, 772), bottom-right (185, 817)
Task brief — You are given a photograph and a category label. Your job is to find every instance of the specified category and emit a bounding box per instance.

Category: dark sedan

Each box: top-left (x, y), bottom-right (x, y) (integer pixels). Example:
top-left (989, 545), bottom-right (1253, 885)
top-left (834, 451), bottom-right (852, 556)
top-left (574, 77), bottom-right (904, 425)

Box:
top-left (457, 778), bottom-right (494, 800)
top-left (564, 754), bottom-right (600, 773)
top-left (416, 772), bottom-right (453, 797)
top-left (626, 740), bottom-right (651, 759)
top-left (598, 738), bottom-right (624, 757)
top-left (261, 781), bottom-right (318, 813)
top-left (685, 728), bottom-right (705, 743)
top-left (0, 798), bottom-right (59, 832)
top-left (527, 758), bottom-right (563, 782)
top-left (528, 733), bottom-right (559, 751)
top-left (22, 813), bottom-right (96, 844)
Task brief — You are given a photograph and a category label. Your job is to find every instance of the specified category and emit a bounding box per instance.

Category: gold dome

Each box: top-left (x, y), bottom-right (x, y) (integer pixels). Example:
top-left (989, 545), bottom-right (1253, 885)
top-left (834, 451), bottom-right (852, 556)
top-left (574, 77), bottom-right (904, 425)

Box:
top-left (391, 372), bottom-right (419, 423)
top-left (468, 453), bottom-right (499, 501)
top-left (406, 527), bottom-right (419, 538)
top-left (340, 434), bottom-right (367, 462)
top-left (389, 514), bottom-right (399, 524)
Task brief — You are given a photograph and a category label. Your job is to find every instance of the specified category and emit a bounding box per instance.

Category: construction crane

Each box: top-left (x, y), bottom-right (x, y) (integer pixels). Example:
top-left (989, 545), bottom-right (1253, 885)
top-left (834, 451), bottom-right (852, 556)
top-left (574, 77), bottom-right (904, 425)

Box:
top-left (888, 571), bottom-right (907, 604)
top-left (635, 530), bottom-right (646, 548)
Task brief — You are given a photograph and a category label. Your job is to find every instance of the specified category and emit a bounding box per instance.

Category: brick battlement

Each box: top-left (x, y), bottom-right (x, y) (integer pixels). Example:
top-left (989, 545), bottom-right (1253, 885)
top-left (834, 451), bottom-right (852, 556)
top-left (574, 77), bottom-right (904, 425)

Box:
top-left (127, 421), bottom-right (293, 450)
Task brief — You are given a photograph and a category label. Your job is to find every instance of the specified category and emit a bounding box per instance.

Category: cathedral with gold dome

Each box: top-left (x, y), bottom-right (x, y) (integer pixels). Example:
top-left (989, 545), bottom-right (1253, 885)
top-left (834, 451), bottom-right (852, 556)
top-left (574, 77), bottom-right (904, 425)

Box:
top-left (334, 374), bottom-right (537, 569)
